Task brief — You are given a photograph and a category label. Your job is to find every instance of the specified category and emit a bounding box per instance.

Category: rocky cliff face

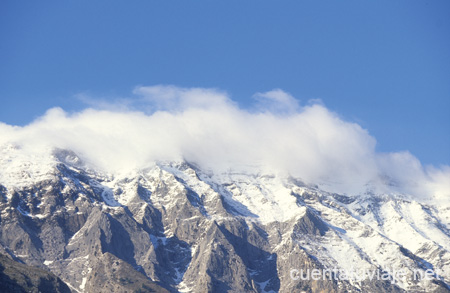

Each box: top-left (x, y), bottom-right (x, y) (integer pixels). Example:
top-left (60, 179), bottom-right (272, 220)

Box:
top-left (0, 146), bottom-right (449, 292)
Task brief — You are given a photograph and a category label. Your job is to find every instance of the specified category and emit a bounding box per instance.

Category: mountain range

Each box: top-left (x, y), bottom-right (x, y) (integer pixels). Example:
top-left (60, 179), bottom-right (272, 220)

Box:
top-left (0, 145), bottom-right (449, 292)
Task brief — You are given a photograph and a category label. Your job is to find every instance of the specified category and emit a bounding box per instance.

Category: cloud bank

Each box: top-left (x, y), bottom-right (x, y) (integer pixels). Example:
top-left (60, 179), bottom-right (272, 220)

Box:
top-left (0, 85), bottom-right (448, 200)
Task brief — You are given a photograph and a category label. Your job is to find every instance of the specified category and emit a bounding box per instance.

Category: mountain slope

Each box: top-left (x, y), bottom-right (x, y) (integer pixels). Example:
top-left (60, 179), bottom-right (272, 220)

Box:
top-left (0, 253), bottom-right (71, 293)
top-left (0, 146), bottom-right (449, 292)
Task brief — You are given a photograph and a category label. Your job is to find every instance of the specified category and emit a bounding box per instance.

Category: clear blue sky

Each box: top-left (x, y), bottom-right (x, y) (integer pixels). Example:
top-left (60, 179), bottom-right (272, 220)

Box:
top-left (1, 0), bottom-right (449, 166)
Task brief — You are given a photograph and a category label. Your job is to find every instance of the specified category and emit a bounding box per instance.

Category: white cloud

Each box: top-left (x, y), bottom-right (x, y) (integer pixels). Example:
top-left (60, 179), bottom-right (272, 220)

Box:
top-left (133, 85), bottom-right (233, 112)
top-left (252, 88), bottom-right (300, 114)
top-left (75, 92), bottom-right (133, 112)
top-left (0, 85), bottom-right (448, 200)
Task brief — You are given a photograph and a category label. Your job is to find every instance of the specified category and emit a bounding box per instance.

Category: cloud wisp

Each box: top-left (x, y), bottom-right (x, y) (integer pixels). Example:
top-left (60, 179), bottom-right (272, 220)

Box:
top-left (0, 85), bottom-right (448, 200)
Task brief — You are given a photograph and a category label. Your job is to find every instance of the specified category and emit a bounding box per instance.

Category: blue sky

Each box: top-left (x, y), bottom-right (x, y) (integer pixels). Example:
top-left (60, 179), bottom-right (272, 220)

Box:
top-left (1, 0), bottom-right (449, 166)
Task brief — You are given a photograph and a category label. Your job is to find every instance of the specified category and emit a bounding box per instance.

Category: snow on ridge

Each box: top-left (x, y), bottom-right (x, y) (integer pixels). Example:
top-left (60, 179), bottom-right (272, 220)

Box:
top-left (0, 144), bottom-right (57, 189)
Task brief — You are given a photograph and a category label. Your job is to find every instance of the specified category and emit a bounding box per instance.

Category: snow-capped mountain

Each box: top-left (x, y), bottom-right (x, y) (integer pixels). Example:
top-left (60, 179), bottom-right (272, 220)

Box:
top-left (0, 145), bottom-right (449, 292)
